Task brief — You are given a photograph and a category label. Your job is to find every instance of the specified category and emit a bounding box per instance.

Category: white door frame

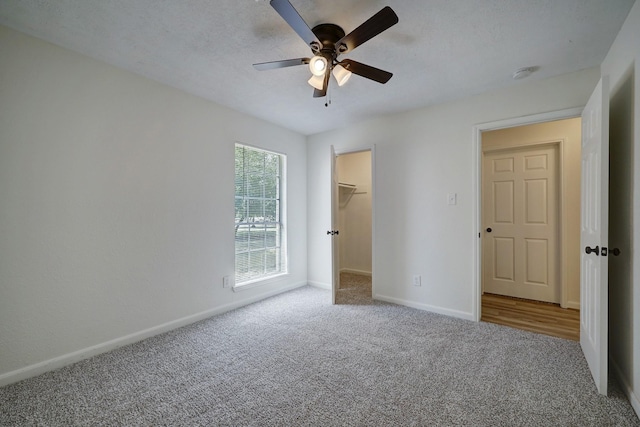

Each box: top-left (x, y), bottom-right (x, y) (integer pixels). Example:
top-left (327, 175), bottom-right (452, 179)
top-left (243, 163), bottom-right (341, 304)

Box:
top-left (331, 145), bottom-right (377, 300)
top-left (472, 108), bottom-right (583, 322)
top-left (331, 145), bottom-right (339, 304)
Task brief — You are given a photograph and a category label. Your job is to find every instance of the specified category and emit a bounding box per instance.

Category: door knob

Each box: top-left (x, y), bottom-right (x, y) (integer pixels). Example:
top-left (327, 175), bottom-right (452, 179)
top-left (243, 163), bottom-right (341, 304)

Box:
top-left (486, 228), bottom-right (492, 233)
top-left (585, 245), bottom-right (600, 256)
top-left (612, 248), bottom-right (621, 256)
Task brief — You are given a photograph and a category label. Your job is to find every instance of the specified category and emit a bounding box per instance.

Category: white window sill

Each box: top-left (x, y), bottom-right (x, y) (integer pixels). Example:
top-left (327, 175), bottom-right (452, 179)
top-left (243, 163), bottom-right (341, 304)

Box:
top-left (232, 273), bottom-right (289, 292)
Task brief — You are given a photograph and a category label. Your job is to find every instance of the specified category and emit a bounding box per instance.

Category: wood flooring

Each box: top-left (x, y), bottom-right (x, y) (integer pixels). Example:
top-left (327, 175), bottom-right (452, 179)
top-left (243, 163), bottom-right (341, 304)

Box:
top-left (481, 293), bottom-right (580, 341)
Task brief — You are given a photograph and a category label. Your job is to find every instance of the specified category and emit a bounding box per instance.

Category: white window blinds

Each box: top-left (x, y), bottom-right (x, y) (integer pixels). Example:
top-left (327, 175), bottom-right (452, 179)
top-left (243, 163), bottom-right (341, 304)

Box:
top-left (234, 144), bottom-right (286, 284)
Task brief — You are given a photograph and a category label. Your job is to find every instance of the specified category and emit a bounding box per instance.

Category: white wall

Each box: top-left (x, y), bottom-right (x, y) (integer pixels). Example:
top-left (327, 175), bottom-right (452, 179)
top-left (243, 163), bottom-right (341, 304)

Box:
top-left (336, 151), bottom-right (372, 276)
top-left (0, 25), bottom-right (307, 384)
top-left (601, 0), bottom-right (640, 416)
top-left (482, 118), bottom-right (582, 309)
top-left (308, 67), bottom-right (600, 320)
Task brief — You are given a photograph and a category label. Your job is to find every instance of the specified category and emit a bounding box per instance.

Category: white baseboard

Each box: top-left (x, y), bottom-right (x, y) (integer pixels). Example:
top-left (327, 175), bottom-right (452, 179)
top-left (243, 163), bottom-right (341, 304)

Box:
top-left (374, 293), bottom-right (475, 321)
top-left (339, 268), bottom-right (372, 277)
top-left (0, 281), bottom-right (308, 388)
top-left (610, 357), bottom-right (640, 420)
top-left (565, 300), bottom-right (580, 310)
top-left (308, 281), bottom-right (331, 290)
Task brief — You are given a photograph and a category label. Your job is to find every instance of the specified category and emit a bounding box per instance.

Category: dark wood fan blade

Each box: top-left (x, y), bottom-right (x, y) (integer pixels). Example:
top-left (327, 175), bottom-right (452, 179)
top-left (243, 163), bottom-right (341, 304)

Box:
top-left (270, 0), bottom-right (321, 50)
top-left (335, 6), bottom-right (398, 55)
top-left (313, 68), bottom-right (331, 98)
top-left (339, 59), bottom-right (393, 84)
top-left (253, 58), bottom-right (310, 71)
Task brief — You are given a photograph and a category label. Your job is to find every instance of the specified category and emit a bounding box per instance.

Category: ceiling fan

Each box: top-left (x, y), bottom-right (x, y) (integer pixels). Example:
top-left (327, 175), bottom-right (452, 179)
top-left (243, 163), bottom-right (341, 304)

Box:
top-left (253, 0), bottom-right (399, 98)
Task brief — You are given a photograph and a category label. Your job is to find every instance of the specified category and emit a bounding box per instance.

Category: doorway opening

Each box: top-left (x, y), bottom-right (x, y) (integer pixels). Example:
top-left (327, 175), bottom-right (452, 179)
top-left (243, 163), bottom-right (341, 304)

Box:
top-left (334, 150), bottom-right (373, 305)
top-left (477, 116), bottom-right (582, 340)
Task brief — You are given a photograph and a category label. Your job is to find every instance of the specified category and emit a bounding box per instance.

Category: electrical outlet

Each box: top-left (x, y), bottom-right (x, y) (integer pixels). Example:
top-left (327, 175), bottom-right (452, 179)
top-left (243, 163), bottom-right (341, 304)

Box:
top-left (223, 276), bottom-right (231, 288)
top-left (413, 275), bottom-right (421, 287)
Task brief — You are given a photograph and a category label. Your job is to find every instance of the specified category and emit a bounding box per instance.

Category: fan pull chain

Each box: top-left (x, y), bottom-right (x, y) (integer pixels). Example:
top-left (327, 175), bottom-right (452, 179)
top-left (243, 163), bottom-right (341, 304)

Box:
top-left (325, 83), bottom-right (332, 107)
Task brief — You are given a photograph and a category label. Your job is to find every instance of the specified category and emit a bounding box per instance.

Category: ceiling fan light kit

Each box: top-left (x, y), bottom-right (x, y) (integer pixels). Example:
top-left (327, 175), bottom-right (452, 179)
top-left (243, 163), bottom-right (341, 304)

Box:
top-left (309, 55), bottom-right (328, 76)
top-left (308, 74), bottom-right (325, 90)
top-left (332, 64), bottom-right (352, 87)
top-left (253, 0), bottom-right (399, 99)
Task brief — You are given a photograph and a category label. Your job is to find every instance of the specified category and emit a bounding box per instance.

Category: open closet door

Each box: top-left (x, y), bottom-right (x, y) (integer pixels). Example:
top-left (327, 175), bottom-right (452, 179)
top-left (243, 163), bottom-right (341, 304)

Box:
top-left (580, 76), bottom-right (609, 395)
top-left (330, 145), bottom-right (340, 304)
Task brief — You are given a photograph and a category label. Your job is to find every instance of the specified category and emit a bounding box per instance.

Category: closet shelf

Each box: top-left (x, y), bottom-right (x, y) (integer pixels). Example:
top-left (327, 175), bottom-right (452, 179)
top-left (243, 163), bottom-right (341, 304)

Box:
top-left (338, 182), bottom-right (357, 189)
top-left (338, 182), bottom-right (361, 207)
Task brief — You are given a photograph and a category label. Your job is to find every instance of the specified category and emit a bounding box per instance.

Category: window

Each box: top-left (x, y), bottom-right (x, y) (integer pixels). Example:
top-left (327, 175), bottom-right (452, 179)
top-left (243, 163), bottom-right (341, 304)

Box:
top-left (234, 144), bottom-right (286, 284)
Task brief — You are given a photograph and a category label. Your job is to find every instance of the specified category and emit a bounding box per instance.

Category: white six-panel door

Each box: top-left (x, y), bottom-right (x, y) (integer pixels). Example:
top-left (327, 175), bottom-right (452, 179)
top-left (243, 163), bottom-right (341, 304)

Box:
top-left (580, 77), bottom-right (609, 395)
top-left (482, 145), bottom-right (560, 303)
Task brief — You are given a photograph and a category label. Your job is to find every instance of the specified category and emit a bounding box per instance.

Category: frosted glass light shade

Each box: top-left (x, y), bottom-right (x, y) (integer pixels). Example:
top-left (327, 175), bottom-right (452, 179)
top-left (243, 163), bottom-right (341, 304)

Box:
top-left (309, 56), bottom-right (328, 76)
top-left (308, 74), bottom-right (324, 90)
top-left (332, 64), bottom-right (352, 86)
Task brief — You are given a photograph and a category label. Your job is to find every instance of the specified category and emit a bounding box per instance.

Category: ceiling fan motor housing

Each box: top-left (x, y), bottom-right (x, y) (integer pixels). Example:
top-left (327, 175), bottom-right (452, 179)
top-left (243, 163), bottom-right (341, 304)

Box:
top-left (311, 23), bottom-right (346, 64)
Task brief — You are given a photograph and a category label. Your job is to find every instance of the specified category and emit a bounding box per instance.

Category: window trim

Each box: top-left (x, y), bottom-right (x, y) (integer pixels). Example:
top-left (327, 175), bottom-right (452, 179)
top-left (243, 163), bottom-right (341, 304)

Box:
top-left (234, 143), bottom-right (288, 287)
top-left (232, 272), bottom-right (290, 292)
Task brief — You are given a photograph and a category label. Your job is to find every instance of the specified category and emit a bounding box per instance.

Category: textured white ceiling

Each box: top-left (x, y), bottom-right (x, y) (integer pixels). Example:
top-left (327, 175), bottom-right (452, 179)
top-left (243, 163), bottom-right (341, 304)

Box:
top-left (0, 0), bottom-right (635, 135)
